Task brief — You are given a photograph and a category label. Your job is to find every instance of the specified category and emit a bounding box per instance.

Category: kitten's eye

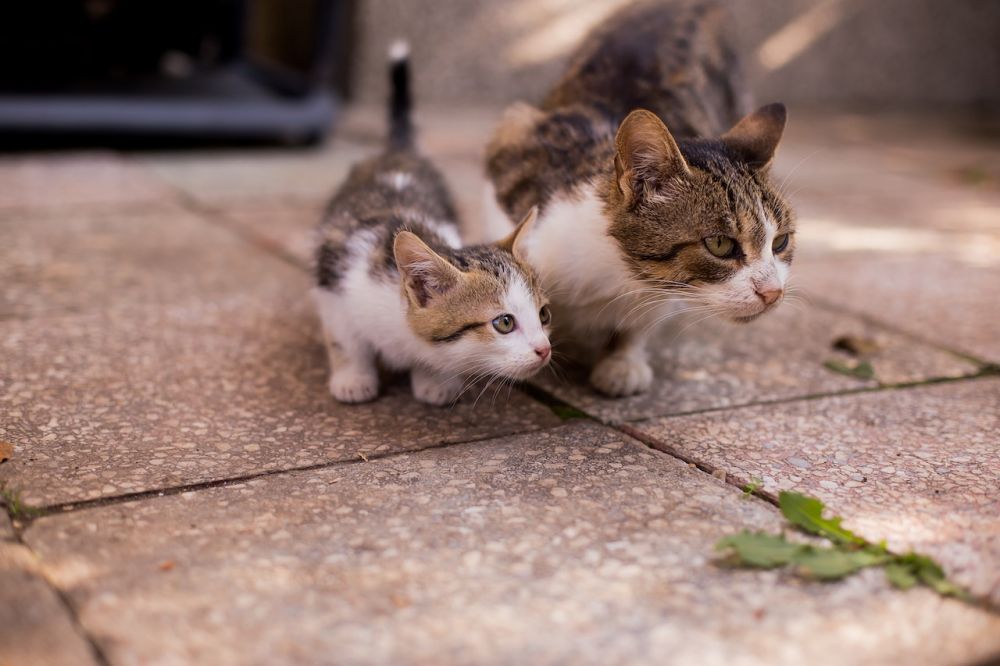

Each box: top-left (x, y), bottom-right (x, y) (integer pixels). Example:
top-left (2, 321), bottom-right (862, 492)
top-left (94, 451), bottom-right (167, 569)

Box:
top-left (492, 314), bottom-right (516, 334)
top-left (539, 305), bottom-right (552, 326)
top-left (772, 233), bottom-right (790, 253)
top-left (704, 235), bottom-right (737, 258)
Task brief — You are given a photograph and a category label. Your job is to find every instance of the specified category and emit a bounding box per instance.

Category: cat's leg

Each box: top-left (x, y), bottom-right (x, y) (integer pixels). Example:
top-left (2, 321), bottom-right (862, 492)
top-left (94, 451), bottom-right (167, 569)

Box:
top-left (315, 290), bottom-right (379, 403)
top-left (410, 366), bottom-right (464, 406)
top-left (589, 329), bottom-right (653, 397)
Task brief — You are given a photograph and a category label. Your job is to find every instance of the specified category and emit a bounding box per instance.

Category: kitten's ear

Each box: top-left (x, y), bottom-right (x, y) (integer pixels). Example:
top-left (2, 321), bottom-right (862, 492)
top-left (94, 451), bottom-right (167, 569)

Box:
top-left (721, 103), bottom-right (786, 169)
top-left (496, 206), bottom-right (538, 262)
top-left (614, 109), bottom-right (689, 205)
top-left (393, 231), bottom-right (462, 307)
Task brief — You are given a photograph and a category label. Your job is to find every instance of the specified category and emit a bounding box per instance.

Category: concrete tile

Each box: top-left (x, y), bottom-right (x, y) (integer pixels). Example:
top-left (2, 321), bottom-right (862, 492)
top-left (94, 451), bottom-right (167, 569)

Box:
top-left (138, 137), bottom-right (375, 208)
top-left (0, 153), bottom-right (173, 213)
top-left (0, 206), bottom-right (297, 318)
top-left (23, 424), bottom-right (1000, 666)
top-left (0, 515), bottom-right (99, 666)
top-left (793, 251), bottom-right (1000, 364)
top-left (537, 302), bottom-right (977, 423)
top-left (630, 378), bottom-right (1000, 604)
top-left (0, 291), bottom-right (559, 506)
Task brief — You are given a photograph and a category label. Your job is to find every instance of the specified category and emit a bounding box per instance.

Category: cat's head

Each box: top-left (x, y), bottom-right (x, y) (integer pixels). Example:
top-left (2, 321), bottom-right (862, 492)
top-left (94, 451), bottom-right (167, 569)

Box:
top-left (607, 104), bottom-right (794, 323)
top-left (394, 209), bottom-right (553, 379)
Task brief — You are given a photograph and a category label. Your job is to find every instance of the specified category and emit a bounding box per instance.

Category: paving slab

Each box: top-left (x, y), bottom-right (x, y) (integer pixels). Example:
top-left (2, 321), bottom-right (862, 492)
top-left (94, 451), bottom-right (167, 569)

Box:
top-left (0, 514), bottom-right (99, 666)
top-left (138, 137), bottom-right (374, 208)
top-left (23, 423), bottom-right (1000, 666)
top-left (0, 153), bottom-right (174, 213)
top-left (630, 378), bottom-right (1000, 605)
top-left (0, 206), bottom-right (298, 318)
top-left (0, 291), bottom-right (559, 507)
top-left (537, 301), bottom-right (977, 423)
top-left (793, 251), bottom-right (1000, 364)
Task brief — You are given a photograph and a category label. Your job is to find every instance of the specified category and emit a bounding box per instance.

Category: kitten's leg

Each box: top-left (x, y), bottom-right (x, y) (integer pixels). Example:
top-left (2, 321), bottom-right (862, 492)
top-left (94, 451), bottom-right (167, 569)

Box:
top-left (324, 329), bottom-right (379, 404)
top-left (410, 366), bottom-right (463, 407)
top-left (315, 290), bottom-right (379, 403)
top-left (589, 329), bottom-right (653, 397)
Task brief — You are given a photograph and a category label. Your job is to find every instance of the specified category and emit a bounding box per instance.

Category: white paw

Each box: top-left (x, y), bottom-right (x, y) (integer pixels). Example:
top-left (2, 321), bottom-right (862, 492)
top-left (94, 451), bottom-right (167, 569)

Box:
top-left (411, 372), bottom-right (463, 406)
top-left (329, 368), bottom-right (379, 403)
top-left (589, 354), bottom-right (653, 397)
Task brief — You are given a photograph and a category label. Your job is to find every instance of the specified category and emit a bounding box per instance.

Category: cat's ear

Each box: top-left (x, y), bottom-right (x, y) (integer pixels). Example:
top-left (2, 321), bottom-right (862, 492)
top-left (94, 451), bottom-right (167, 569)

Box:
top-left (496, 206), bottom-right (538, 262)
top-left (394, 231), bottom-right (462, 307)
top-left (721, 103), bottom-right (786, 170)
top-left (614, 109), bottom-right (689, 205)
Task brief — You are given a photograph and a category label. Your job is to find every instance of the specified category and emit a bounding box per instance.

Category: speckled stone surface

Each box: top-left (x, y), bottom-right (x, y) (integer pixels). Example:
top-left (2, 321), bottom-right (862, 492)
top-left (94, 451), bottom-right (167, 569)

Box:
top-left (0, 293), bottom-right (559, 507)
top-left (537, 302), bottom-right (977, 423)
top-left (23, 424), bottom-right (1000, 666)
top-left (0, 206), bottom-right (298, 318)
top-left (138, 137), bottom-right (374, 208)
top-left (0, 514), bottom-right (99, 666)
top-left (0, 153), bottom-right (172, 213)
top-left (794, 252), bottom-right (1000, 364)
top-left (631, 378), bottom-right (1000, 605)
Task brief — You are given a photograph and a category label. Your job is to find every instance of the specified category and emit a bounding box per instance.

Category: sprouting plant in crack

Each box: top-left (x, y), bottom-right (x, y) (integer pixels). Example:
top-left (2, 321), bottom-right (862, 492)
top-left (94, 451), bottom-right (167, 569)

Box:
top-left (0, 482), bottom-right (43, 520)
top-left (716, 491), bottom-right (970, 601)
top-left (742, 477), bottom-right (764, 498)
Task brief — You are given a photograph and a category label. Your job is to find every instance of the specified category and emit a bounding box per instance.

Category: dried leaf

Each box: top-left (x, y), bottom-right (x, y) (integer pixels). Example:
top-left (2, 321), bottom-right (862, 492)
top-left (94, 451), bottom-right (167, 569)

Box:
top-left (832, 335), bottom-right (881, 357)
top-left (0, 441), bottom-right (12, 463)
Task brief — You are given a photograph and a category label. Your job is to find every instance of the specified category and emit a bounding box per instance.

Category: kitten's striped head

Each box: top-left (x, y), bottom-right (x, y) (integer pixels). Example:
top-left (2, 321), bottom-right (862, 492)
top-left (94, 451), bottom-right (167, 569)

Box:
top-left (608, 105), bottom-right (794, 322)
top-left (394, 208), bottom-right (553, 379)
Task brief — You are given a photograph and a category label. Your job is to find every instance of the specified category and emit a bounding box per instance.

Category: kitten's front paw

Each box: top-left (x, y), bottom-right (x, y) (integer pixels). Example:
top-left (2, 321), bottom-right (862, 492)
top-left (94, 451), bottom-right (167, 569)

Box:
top-left (411, 371), bottom-right (463, 406)
top-left (329, 368), bottom-right (379, 403)
top-left (589, 354), bottom-right (653, 397)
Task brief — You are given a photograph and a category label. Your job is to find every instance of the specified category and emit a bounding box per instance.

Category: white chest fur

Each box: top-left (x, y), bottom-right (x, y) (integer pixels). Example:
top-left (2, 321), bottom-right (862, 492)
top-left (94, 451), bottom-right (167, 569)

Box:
top-left (523, 185), bottom-right (664, 339)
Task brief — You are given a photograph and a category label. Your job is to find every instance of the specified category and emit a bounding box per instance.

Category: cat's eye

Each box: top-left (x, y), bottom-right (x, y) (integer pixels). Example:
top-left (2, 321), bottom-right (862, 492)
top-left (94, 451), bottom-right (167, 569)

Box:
top-left (772, 233), bottom-right (790, 253)
top-left (539, 305), bottom-right (552, 326)
top-left (704, 235), bottom-right (737, 258)
top-left (492, 314), bottom-right (516, 334)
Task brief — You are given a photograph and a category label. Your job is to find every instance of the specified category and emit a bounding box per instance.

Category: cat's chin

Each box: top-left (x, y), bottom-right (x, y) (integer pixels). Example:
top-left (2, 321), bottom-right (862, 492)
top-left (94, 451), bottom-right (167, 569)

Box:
top-left (729, 306), bottom-right (777, 324)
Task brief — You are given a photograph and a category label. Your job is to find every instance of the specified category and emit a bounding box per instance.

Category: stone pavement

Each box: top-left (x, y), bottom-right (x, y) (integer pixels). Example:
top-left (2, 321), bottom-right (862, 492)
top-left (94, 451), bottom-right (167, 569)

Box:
top-left (1, 107), bottom-right (999, 666)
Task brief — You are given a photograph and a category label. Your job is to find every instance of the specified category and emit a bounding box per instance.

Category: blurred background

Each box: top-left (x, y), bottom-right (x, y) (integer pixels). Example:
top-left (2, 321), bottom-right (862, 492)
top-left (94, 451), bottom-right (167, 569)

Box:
top-left (1, 0), bottom-right (997, 147)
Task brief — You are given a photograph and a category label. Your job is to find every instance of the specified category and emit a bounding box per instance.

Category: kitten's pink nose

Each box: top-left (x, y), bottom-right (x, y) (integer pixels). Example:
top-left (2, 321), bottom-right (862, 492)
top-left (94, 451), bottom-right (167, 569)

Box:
top-left (756, 287), bottom-right (783, 306)
top-left (533, 343), bottom-right (551, 361)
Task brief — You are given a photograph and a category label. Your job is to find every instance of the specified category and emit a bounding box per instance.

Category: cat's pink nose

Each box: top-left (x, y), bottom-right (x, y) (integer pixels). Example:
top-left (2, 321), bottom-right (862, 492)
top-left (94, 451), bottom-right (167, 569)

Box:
top-left (756, 287), bottom-right (783, 306)
top-left (534, 344), bottom-right (551, 360)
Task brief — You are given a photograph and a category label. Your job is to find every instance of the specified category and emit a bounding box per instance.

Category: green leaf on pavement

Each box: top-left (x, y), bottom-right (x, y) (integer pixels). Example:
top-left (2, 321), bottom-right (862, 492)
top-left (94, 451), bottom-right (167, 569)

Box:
top-left (823, 359), bottom-right (875, 380)
top-left (778, 491), bottom-right (866, 545)
top-left (716, 531), bottom-right (805, 568)
top-left (793, 546), bottom-right (888, 580)
top-left (718, 491), bottom-right (971, 603)
top-left (884, 562), bottom-right (918, 589)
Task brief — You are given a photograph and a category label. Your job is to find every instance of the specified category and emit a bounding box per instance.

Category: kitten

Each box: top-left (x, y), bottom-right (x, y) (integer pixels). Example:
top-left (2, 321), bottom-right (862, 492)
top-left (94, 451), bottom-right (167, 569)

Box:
top-left (484, 0), bottom-right (794, 397)
top-left (314, 43), bottom-right (552, 405)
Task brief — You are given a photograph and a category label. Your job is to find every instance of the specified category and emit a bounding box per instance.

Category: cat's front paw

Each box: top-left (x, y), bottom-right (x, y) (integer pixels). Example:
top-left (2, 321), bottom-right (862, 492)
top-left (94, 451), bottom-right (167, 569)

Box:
top-left (329, 368), bottom-right (379, 403)
top-left (589, 354), bottom-right (653, 397)
top-left (411, 370), bottom-right (463, 406)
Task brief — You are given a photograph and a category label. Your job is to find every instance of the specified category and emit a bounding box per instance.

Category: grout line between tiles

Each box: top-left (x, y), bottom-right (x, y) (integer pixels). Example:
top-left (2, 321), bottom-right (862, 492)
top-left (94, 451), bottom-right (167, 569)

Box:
top-left (4, 522), bottom-right (113, 666)
top-left (8, 425), bottom-right (561, 525)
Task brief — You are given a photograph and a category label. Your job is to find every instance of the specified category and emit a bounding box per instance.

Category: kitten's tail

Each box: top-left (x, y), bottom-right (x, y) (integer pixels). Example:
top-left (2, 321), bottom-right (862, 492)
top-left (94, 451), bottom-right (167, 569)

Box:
top-left (388, 40), bottom-right (413, 150)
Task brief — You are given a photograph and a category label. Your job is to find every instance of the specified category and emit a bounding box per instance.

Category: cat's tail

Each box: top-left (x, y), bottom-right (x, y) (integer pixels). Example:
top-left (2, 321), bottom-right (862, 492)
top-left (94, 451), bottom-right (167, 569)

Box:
top-left (387, 40), bottom-right (413, 150)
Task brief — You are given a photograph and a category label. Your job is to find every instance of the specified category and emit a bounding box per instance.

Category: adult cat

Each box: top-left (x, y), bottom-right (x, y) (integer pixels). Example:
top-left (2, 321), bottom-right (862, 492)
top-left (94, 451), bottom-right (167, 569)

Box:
top-left (484, 0), bottom-right (794, 396)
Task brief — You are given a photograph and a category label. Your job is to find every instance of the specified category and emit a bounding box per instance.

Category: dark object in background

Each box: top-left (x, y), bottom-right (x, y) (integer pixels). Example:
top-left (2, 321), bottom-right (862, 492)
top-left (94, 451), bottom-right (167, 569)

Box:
top-left (0, 0), bottom-right (348, 146)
